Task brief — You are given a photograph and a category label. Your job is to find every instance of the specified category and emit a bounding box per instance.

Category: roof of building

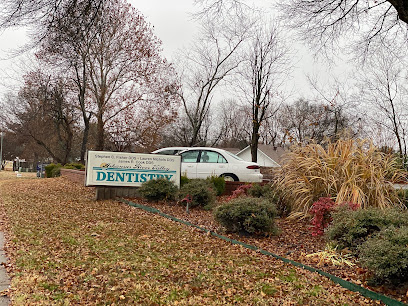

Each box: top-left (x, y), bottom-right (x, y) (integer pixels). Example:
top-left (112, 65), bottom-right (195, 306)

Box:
top-left (237, 145), bottom-right (288, 165)
top-left (218, 147), bottom-right (241, 155)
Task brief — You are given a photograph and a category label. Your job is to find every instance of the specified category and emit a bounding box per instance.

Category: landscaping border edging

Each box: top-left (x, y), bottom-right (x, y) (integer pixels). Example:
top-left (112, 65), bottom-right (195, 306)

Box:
top-left (119, 198), bottom-right (406, 306)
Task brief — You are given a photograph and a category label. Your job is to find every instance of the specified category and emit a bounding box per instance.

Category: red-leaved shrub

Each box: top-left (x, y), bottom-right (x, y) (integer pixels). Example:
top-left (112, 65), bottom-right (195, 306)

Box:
top-left (227, 184), bottom-right (252, 201)
top-left (309, 197), bottom-right (335, 236)
top-left (310, 198), bottom-right (360, 236)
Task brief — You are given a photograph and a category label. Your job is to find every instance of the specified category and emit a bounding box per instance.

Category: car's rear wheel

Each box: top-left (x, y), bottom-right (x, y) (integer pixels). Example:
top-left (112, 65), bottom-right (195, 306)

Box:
top-left (221, 173), bottom-right (238, 182)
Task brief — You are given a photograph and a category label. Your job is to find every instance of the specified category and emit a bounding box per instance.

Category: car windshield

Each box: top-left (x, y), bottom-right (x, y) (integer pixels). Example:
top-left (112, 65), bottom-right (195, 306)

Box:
top-left (224, 151), bottom-right (244, 161)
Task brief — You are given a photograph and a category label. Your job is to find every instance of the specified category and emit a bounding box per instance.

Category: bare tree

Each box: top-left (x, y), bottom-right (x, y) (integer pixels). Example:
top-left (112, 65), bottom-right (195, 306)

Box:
top-left (215, 99), bottom-right (250, 148)
top-left (7, 70), bottom-right (78, 164)
top-left (280, 0), bottom-right (408, 54)
top-left (0, 0), bottom-right (103, 32)
top-left (307, 77), bottom-right (363, 141)
top-left (195, 0), bottom-right (408, 55)
top-left (258, 107), bottom-right (286, 147)
top-left (174, 11), bottom-right (251, 146)
top-left (279, 98), bottom-right (353, 145)
top-left (36, 0), bottom-right (99, 163)
top-left (356, 51), bottom-right (408, 158)
top-left (236, 21), bottom-right (291, 162)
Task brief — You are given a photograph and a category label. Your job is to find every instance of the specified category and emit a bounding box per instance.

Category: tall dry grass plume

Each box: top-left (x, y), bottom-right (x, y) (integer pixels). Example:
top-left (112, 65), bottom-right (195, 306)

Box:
top-left (277, 139), bottom-right (407, 216)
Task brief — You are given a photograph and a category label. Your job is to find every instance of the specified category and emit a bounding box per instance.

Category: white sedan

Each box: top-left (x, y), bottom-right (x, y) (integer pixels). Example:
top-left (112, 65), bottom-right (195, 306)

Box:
top-left (151, 147), bottom-right (191, 155)
top-left (177, 147), bottom-right (263, 182)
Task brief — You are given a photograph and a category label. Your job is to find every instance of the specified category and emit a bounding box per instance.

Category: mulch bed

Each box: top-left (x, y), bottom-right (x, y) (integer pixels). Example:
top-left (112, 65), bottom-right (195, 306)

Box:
top-left (125, 196), bottom-right (408, 304)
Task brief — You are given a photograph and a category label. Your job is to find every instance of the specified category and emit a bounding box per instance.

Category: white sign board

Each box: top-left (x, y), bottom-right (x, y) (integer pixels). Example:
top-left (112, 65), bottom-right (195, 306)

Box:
top-left (85, 151), bottom-right (181, 187)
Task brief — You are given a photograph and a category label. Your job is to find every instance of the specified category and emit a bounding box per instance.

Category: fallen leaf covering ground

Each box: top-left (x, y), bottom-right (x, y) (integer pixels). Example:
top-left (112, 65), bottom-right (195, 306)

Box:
top-left (0, 173), bottom-right (390, 305)
top-left (143, 198), bottom-right (408, 305)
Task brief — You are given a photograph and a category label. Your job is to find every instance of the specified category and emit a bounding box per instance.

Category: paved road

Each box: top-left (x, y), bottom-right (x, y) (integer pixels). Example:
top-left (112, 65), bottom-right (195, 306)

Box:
top-left (0, 233), bottom-right (10, 305)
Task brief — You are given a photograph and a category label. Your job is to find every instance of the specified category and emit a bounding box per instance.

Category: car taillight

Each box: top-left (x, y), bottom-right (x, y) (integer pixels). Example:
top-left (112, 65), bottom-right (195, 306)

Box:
top-left (246, 165), bottom-right (260, 169)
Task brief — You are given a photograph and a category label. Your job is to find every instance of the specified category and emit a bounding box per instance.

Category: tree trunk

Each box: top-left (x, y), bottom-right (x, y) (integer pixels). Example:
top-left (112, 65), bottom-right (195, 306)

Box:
top-left (388, 0), bottom-right (408, 24)
top-left (96, 112), bottom-right (104, 151)
top-left (251, 123), bottom-right (260, 162)
top-left (78, 59), bottom-right (91, 164)
top-left (80, 120), bottom-right (90, 163)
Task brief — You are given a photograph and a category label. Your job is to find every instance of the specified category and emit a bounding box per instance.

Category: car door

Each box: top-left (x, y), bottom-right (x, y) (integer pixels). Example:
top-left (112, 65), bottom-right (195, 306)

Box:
top-left (180, 150), bottom-right (200, 179)
top-left (196, 150), bottom-right (228, 179)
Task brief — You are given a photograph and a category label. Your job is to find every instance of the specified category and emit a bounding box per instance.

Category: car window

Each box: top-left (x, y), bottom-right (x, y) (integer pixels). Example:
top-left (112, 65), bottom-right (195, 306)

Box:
top-left (181, 150), bottom-right (200, 162)
top-left (199, 151), bottom-right (227, 163)
top-left (157, 150), bottom-right (175, 155)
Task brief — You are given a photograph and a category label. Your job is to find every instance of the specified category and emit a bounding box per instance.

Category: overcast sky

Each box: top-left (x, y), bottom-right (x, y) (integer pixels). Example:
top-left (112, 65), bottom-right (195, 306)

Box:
top-left (0, 0), bottom-right (351, 101)
top-left (132, 0), bottom-right (352, 100)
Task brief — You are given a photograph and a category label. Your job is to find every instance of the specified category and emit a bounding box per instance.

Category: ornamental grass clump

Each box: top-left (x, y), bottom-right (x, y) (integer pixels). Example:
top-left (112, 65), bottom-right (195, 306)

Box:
top-left (277, 139), bottom-right (407, 216)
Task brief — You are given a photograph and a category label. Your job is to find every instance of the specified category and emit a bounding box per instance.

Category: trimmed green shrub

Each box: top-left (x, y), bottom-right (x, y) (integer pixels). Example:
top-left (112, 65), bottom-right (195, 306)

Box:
top-left (51, 165), bottom-right (62, 177)
top-left (358, 226), bottom-right (408, 285)
top-left (178, 179), bottom-right (216, 208)
top-left (214, 197), bottom-right (278, 235)
top-left (45, 163), bottom-right (55, 178)
top-left (64, 163), bottom-right (85, 170)
top-left (62, 165), bottom-right (77, 170)
top-left (180, 175), bottom-right (190, 187)
top-left (139, 178), bottom-right (178, 202)
top-left (248, 183), bottom-right (271, 198)
top-left (207, 176), bottom-right (226, 196)
top-left (45, 163), bottom-right (62, 178)
top-left (265, 183), bottom-right (291, 217)
top-left (326, 206), bottom-right (408, 251)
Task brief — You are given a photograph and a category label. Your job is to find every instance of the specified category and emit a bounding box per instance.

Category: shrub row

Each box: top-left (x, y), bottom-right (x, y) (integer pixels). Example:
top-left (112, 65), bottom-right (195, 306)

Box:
top-left (139, 178), bottom-right (217, 208)
top-left (327, 206), bottom-right (408, 251)
top-left (141, 177), bottom-right (408, 284)
top-left (326, 206), bottom-right (408, 285)
top-left (139, 178), bottom-right (283, 235)
top-left (45, 162), bottom-right (85, 178)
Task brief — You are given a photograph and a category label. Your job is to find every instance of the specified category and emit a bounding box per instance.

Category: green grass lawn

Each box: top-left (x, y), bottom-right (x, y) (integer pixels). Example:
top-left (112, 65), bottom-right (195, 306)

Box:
top-left (0, 174), bottom-right (372, 305)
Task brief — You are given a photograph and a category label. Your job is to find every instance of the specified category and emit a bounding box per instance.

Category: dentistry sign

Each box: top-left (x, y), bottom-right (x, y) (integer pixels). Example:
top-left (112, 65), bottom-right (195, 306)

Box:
top-left (85, 151), bottom-right (181, 187)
